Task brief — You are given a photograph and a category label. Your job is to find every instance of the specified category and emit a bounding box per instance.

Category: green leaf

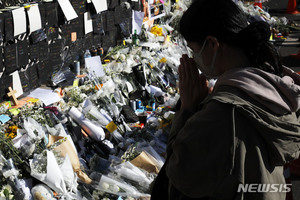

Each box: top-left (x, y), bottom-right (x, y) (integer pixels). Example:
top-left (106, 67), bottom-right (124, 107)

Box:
top-left (4, 188), bottom-right (9, 197)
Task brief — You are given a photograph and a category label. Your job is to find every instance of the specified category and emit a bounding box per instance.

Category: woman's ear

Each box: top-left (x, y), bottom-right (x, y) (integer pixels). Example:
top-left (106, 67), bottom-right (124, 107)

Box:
top-left (206, 36), bottom-right (219, 50)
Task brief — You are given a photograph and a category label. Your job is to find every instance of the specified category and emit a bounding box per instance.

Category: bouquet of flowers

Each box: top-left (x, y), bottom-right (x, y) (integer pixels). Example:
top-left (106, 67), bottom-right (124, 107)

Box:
top-left (29, 150), bottom-right (80, 199)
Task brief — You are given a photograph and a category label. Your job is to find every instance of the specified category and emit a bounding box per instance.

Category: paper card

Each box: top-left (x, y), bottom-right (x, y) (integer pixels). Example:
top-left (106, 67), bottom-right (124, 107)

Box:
top-left (106, 11), bottom-right (115, 32)
top-left (27, 4), bottom-right (42, 33)
top-left (73, 79), bottom-right (79, 87)
top-left (71, 0), bottom-right (86, 16)
top-left (17, 40), bottom-right (29, 67)
top-left (38, 41), bottom-right (49, 62)
top-left (71, 17), bottom-right (83, 38)
top-left (26, 98), bottom-right (39, 103)
top-left (84, 12), bottom-right (93, 34)
top-left (28, 88), bottom-right (62, 106)
top-left (91, 0), bottom-right (108, 13)
top-left (38, 3), bottom-right (46, 27)
top-left (27, 64), bottom-right (41, 90)
top-left (93, 14), bottom-right (104, 34)
top-left (48, 40), bottom-right (63, 66)
top-left (10, 71), bottom-right (23, 98)
top-left (85, 56), bottom-right (105, 77)
top-left (0, 115), bottom-right (11, 124)
top-left (109, 0), bottom-right (119, 9)
top-left (57, 0), bottom-right (78, 21)
top-left (0, 47), bottom-right (3, 72)
top-left (4, 44), bottom-right (17, 74)
top-left (0, 13), bottom-right (4, 43)
top-left (4, 12), bottom-right (14, 42)
top-left (37, 61), bottom-right (49, 84)
top-left (147, 0), bottom-right (165, 20)
top-left (29, 43), bottom-right (39, 60)
top-left (12, 7), bottom-right (27, 36)
top-left (101, 11), bottom-right (107, 31)
top-left (71, 32), bottom-right (77, 41)
top-left (61, 23), bottom-right (73, 45)
top-left (114, 6), bottom-right (122, 24)
top-left (9, 108), bottom-right (20, 116)
top-left (45, 2), bottom-right (58, 26)
top-left (132, 11), bottom-right (144, 35)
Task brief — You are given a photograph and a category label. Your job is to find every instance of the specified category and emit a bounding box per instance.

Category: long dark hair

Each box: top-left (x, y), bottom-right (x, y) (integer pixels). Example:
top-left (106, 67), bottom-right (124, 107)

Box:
top-left (180, 0), bottom-right (283, 76)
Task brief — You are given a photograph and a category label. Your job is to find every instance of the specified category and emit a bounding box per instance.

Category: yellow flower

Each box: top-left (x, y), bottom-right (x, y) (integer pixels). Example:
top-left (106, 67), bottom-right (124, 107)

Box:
top-left (150, 26), bottom-right (163, 36)
top-left (10, 125), bottom-right (18, 133)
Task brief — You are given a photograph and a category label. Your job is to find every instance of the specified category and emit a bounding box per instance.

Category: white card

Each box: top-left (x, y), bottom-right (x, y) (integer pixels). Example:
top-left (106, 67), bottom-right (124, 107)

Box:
top-left (57, 0), bottom-right (78, 21)
top-left (85, 56), bottom-right (105, 77)
top-left (12, 7), bottom-right (27, 36)
top-left (84, 12), bottom-right (93, 34)
top-left (27, 4), bottom-right (42, 33)
top-left (91, 0), bottom-right (108, 13)
top-left (132, 11), bottom-right (144, 35)
top-left (10, 71), bottom-right (23, 98)
top-left (28, 88), bottom-right (62, 106)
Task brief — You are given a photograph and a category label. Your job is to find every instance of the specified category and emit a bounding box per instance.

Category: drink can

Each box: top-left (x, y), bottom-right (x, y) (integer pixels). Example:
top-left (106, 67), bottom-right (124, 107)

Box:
top-left (74, 61), bottom-right (80, 75)
top-left (130, 100), bottom-right (136, 111)
top-left (136, 100), bottom-right (142, 109)
top-left (151, 102), bottom-right (156, 111)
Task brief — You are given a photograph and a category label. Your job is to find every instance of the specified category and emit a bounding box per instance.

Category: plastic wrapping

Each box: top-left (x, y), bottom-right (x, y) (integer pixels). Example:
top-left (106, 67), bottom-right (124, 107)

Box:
top-left (68, 107), bottom-right (105, 141)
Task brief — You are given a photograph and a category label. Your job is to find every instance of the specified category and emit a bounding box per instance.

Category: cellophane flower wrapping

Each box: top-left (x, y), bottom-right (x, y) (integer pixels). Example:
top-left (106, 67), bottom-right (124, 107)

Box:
top-left (29, 150), bottom-right (79, 199)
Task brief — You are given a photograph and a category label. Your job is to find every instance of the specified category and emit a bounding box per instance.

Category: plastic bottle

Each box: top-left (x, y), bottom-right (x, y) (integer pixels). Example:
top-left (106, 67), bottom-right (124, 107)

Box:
top-left (148, 94), bottom-right (156, 111)
top-left (84, 49), bottom-right (92, 59)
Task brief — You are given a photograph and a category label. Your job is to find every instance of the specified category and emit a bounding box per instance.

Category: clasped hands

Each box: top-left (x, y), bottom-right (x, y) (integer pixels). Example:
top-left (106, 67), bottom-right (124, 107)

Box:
top-left (179, 54), bottom-right (209, 112)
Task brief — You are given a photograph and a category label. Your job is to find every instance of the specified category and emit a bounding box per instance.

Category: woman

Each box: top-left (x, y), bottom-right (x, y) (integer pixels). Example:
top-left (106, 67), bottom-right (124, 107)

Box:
top-left (151, 0), bottom-right (300, 199)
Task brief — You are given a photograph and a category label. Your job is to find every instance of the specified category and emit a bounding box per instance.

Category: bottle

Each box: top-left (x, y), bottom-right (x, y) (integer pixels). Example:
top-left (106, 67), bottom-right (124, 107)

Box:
top-left (84, 49), bottom-right (92, 59)
top-left (97, 46), bottom-right (104, 56)
top-left (83, 49), bottom-right (92, 68)
top-left (132, 29), bottom-right (139, 46)
top-left (91, 46), bottom-right (97, 56)
top-left (148, 94), bottom-right (156, 111)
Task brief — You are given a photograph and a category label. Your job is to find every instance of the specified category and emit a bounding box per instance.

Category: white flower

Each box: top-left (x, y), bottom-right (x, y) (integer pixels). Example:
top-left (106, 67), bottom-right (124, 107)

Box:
top-left (102, 182), bottom-right (110, 190)
top-left (119, 54), bottom-right (126, 62)
top-left (80, 93), bottom-right (87, 100)
top-left (110, 184), bottom-right (120, 193)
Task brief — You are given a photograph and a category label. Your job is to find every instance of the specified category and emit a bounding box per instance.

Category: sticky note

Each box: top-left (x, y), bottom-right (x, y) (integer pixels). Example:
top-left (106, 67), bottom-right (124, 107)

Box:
top-left (9, 108), bottom-right (20, 116)
top-left (27, 98), bottom-right (39, 103)
top-left (73, 79), bottom-right (79, 87)
top-left (0, 115), bottom-right (11, 124)
top-left (106, 121), bottom-right (118, 133)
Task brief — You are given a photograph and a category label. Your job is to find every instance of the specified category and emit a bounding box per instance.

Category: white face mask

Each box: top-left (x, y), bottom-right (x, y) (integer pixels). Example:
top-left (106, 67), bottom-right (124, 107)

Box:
top-left (193, 38), bottom-right (218, 79)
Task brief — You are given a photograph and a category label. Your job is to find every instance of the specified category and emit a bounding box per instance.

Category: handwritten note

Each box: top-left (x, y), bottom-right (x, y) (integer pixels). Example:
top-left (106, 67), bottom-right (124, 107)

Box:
top-left (28, 88), bottom-right (62, 106)
top-left (12, 7), bottom-right (27, 36)
top-left (27, 4), bottom-right (42, 33)
top-left (84, 12), bottom-right (93, 34)
top-left (10, 70), bottom-right (23, 98)
top-left (132, 11), bottom-right (144, 35)
top-left (91, 0), bottom-right (108, 13)
top-left (85, 56), bottom-right (105, 77)
top-left (57, 0), bottom-right (78, 21)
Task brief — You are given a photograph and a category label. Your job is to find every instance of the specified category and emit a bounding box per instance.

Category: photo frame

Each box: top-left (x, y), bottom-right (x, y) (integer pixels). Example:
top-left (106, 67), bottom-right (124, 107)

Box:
top-left (147, 0), bottom-right (165, 20)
